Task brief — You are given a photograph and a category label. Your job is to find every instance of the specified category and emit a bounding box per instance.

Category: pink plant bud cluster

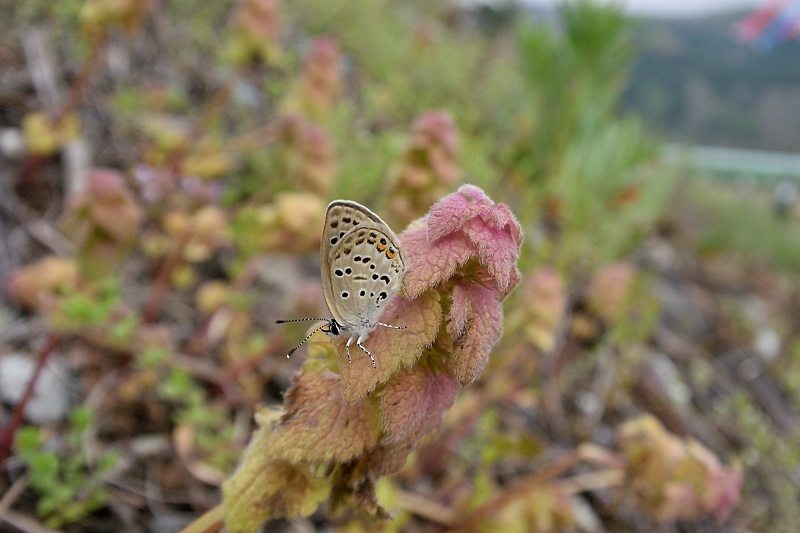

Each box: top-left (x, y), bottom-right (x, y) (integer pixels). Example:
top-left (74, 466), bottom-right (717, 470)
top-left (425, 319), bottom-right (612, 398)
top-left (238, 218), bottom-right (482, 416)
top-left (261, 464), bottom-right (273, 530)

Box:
top-left (222, 186), bottom-right (522, 528)
top-left (6, 257), bottom-right (80, 312)
top-left (518, 268), bottom-right (567, 352)
top-left (281, 38), bottom-right (342, 121)
top-left (226, 0), bottom-right (282, 66)
top-left (618, 415), bottom-right (743, 523)
top-left (386, 111), bottom-right (461, 227)
top-left (586, 261), bottom-right (636, 323)
top-left (61, 169), bottom-right (145, 279)
top-left (275, 115), bottom-right (337, 197)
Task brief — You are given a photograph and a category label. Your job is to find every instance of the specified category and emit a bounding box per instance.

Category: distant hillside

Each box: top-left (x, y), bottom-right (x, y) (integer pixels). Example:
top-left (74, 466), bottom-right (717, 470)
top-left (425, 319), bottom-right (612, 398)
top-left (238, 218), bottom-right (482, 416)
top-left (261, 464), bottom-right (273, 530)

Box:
top-left (622, 11), bottom-right (800, 152)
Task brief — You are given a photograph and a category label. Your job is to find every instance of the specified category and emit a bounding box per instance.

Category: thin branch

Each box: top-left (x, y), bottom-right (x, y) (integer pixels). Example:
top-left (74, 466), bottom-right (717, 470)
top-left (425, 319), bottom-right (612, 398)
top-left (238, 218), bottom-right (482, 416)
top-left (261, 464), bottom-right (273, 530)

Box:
top-left (0, 335), bottom-right (62, 465)
top-left (142, 232), bottom-right (190, 323)
top-left (0, 472), bottom-right (29, 521)
top-left (395, 489), bottom-right (458, 526)
top-left (178, 504), bottom-right (225, 533)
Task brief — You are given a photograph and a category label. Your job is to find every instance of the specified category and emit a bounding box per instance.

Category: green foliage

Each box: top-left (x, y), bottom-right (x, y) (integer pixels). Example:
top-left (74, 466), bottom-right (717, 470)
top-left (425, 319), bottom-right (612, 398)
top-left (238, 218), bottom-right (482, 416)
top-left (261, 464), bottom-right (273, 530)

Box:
top-left (157, 369), bottom-right (238, 472)
top-left (511, 0), bottom-right (674, 271)
top-left (14, 407), bottom-right (120, 528)
top-left (685, 178), bottom-right (800, 272)
top-left (514, 0), bottom-right (635, 181)
top-left (11, 0), bottom-right (84, 42)
top-left (714, 392), bottom-right (799, 530)
top-left (136, 345), bottom-right (171, 369)
top-left (470, 409), bottom-right (543, 466)
top-left (49, 275), bottom-right (140, 345)
top-left (57, 276), bottom-right (121, 327)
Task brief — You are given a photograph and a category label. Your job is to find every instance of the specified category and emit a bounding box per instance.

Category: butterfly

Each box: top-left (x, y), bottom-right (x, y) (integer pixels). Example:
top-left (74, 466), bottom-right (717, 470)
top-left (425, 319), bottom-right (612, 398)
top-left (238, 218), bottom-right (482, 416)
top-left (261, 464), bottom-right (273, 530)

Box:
top-left (277, 200), bottom-right (406, 368)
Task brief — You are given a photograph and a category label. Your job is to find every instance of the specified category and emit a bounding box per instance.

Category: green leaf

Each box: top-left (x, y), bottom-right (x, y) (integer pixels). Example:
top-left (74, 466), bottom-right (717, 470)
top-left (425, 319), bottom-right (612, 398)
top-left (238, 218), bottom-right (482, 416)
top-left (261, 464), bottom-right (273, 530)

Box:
top-left (29, 452), bottom-right (60, 479)
top-left (69, 405), bottom-right (92, 431)
top-left (14, 426), bottom-right (41, 453)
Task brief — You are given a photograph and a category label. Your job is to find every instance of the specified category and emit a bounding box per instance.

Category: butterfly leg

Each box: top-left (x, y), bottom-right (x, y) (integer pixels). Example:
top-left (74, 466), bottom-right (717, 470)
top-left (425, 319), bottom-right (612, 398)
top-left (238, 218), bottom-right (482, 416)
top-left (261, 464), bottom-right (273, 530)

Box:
top-left (356, 334), bottom-right (376, 369)
top-left (345, 336), bottom-right (353, 365)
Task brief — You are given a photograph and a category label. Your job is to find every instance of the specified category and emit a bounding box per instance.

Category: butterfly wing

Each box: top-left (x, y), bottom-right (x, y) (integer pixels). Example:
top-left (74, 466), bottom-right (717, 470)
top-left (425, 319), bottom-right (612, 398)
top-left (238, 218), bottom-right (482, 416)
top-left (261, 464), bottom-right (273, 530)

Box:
top-left (321, 201), bottom-right (404, 329)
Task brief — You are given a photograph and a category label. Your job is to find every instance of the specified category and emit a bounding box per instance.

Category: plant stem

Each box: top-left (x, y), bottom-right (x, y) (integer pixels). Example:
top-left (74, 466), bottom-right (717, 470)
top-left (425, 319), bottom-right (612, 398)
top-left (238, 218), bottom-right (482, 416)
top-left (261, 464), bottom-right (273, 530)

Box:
top-left (0, 335), bottom-right (61, 465)
top-left (143, 232), bottom-right (190, 323)
top-left (54, 35), bottom-right (108, 125)
top-left (178, 503), bottom-right (225, 533)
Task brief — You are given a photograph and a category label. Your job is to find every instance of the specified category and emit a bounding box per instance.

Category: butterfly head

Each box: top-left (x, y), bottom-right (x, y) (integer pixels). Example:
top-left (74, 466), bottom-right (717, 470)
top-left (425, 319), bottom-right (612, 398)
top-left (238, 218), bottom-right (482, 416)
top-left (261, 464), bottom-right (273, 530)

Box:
top-left (322, 319), bottom-right (341, 336)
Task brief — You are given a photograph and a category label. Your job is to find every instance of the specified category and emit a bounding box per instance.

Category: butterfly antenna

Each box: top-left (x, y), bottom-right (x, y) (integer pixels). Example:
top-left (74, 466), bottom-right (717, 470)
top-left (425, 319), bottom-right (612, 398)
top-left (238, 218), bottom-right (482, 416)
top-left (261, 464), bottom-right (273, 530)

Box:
top-left (276, 319), bottom-right (330, 358)
top-left (276, 318), bottom-right (330, 324)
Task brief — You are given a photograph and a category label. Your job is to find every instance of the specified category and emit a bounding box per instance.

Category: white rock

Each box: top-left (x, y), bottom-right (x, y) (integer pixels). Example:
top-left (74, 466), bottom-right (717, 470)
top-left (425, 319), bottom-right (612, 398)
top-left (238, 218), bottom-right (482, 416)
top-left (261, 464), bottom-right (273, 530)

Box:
top-left (754, 329), bottom-right (781, 361)
top-left (0, 353), bottom-right (73, 424)
top-left (0, 128), bottom-right (25, 159)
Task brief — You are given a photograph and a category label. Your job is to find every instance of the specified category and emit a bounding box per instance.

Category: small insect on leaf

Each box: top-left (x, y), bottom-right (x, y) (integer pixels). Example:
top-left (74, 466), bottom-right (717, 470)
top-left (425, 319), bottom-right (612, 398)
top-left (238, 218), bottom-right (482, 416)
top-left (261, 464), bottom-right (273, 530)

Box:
top-left (277, 200), bottom-right (407, 369)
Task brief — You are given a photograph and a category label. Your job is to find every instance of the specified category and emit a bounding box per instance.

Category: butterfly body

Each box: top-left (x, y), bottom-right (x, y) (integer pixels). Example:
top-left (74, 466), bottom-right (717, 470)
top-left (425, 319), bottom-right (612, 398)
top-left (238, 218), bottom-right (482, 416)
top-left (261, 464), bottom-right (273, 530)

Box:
top-left (277, 200), bottom-right (406, 368)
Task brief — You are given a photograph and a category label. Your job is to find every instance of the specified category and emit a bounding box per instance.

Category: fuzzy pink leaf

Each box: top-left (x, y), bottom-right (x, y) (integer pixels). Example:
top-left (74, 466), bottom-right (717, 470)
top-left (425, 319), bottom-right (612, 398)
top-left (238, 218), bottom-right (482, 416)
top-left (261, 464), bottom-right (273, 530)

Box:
top-left (708, 462), bottom-right (743, 523)
top-left (380, 365), bottom-right (460, 444)
top-left (268, 371), bottom-right (381, 463)
top-left (447, 286), bottom-right (469, 340)
top-left (405, 185), bottom-right (523, 297)
top-left (337, 290), bottom-right (442, 404)
top-left (487, 202), bottom-right (523, 251)
top-left (426, 185), bottom-right (491, 242)
top-left (450, 282), bottom-right (504, 384)
top-left (400, 226), bottom-right (474, 299)
top-left (504, 266), bottom-right (522, 299)
top-left (368, 437), bottom-right (417, 477)
top-left (462, 216), bottom-right (520, 293)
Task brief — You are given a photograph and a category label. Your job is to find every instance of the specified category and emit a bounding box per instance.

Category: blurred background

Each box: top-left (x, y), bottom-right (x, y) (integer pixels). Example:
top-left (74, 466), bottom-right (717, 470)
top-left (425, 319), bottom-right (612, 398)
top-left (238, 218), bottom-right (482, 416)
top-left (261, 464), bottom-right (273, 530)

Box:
top-left (1, 0), bottom-right (800, 531)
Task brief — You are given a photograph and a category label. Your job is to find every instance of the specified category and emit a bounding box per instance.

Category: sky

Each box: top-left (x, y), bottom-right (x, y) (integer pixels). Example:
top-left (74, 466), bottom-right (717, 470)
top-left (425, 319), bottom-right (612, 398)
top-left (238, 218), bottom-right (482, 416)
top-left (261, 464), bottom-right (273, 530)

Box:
top-left (515, 0), bottom-right (765, 18)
